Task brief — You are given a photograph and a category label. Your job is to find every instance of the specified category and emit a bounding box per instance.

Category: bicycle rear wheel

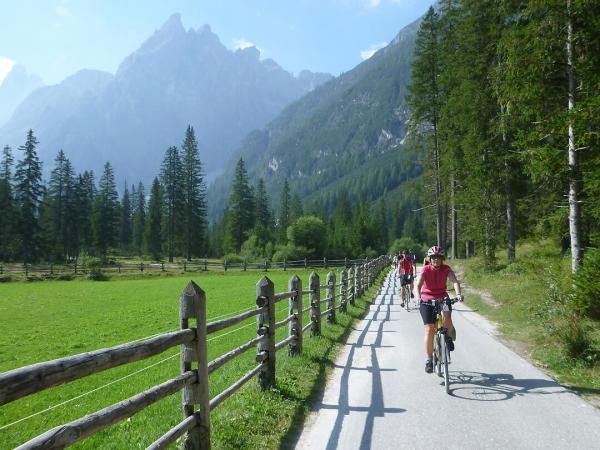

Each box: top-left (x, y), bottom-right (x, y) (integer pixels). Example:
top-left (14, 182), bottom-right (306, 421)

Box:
top-left (405, 285), bottom-right (410, 311)
top-left (442, 335), bottom-right (450, 393)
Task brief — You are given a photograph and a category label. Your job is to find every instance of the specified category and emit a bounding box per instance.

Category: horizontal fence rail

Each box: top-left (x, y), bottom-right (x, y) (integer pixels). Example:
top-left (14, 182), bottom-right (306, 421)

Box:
top-left (0, 257), bottom-right (369, 279)
top-left (1, 255), bottom-right (391, 449)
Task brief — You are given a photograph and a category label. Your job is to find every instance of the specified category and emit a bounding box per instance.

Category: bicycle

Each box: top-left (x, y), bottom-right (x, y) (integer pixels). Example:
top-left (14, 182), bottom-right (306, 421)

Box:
top-left (403, 282), bottom-right (411, 311)
top-left (422, 296), bottom-right (461, 394)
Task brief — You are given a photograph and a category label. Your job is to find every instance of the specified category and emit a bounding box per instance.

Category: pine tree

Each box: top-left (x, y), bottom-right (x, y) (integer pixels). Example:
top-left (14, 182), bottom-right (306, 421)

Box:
top-left (225, 158), bottom-right (255, 252)
top-left (92, 162), bottom-right (120, 258)
top-left (290, 193), bottom-right (304, 223)
top-left (47, 150), bottom-right (77, 261)
top-left (119, 183), bottom-right (133, 254)
top-left (14, 130), bottom-right (43, 262)
top-left (145, 177), bottom-right (163, 260)
top-left (76, 171), bottom-right (96, 255)
top-left (407, 7), bottom-right (445, 248)
top-left (181, 126), bottom-right (207, 260)
top-left (278, 179), bottom-right (291, 243)
top-left (160, 146), bottom-right (184, 262)
top-left (0, 146), bottom-right (14, 261)
top-left (254, 178), bottom-right (273, 247)
top-left (132, 182), bottom-right (146, 257)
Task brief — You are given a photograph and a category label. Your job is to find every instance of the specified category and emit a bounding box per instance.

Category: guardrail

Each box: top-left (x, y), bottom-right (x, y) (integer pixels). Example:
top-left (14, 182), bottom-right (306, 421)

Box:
top-left (0, 257), bottom-right (370, 278)
top-left (0, 255), bottom-right (391, 449)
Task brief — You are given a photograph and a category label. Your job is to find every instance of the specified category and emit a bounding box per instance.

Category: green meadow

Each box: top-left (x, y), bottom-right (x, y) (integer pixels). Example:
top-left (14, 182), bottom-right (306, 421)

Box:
top-left (0, 269), bottom-right (385, 449)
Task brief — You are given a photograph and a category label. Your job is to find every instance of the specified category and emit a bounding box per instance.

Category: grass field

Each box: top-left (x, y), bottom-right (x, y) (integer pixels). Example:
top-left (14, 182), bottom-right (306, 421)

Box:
top-left (0, 268), bottom-right (387, 449)
top-left (453, 242), bottom-right (600, 402)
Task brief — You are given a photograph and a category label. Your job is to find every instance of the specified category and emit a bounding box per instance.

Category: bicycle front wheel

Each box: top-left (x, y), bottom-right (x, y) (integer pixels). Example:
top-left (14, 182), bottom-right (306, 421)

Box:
top-left (442, 336), bottom-right (450, 393)
top-left (405, 285), bottom-right (410, 311)
top-left (434, 334), bottom-right (442, 377)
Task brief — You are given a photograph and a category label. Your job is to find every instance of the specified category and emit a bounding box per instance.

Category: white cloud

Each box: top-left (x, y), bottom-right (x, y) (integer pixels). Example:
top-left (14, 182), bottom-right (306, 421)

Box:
top-left (55, 0), bottom-right (71, 17)
top-left (360, 42), bottom-right (387, 60)
top-left (0, 57), bottom-right (16, 85)
top-left (367, 0), bottom-right (381, 7)
top-left (232, 38), bottom-right (263, 55)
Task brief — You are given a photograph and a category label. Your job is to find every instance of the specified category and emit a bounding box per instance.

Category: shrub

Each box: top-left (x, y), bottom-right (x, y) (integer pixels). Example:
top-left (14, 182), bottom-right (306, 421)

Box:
top-left (388, 238), bottom-right (426, 260)
top-left (287, 216), bottom-right (326, 258)
top-left (87, 269), bottom-right (109, 281)
top-left (572, 248), bottom-right (600, 319)
top-left (272, 244), bottom-right (308, 262)
top-left (222, 253), bottom-right (244, 264)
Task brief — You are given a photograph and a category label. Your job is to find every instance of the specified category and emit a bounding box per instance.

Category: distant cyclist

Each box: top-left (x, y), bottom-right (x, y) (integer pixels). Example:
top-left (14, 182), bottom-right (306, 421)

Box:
top-left (408, 249), bottom-right (417, 265)
top-left (398, 250), bottom-right (415, 307)
top-left (415, 246), bottom-right (463, 374)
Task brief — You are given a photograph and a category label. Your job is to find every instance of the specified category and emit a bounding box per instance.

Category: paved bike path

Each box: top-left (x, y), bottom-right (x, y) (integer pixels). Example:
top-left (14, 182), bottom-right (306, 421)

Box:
top-left (295, 270), bottom-right (600, 449)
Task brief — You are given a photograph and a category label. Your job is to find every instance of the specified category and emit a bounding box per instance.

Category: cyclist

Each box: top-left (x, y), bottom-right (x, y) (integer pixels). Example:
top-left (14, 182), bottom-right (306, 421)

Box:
top-left (398, 250), bottom-right (415, 307)
top-left (408, 249), bottom-right (417, 265)
top-left (415, 246), bottom-right (463, 374)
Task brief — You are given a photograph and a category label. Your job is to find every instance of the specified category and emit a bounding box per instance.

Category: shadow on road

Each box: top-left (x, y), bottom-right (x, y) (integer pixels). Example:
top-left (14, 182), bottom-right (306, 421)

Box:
top-left (318, 283), bottom-right (406, 450)
top-left (448, 370), bottom-right (569, 401)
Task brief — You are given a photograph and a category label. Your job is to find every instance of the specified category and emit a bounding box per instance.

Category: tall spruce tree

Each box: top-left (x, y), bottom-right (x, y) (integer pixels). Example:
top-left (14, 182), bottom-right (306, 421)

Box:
top-left (132, 182), bottom-right (146, 256)
top-left (92, 162), bottom-right (120, 258)
top-left (119, 183), bottom-right (133, 254)
top-left (0, 145), bottom-right (14, 261)
top-left (47, 150), bottom-right (77, 261)
top-left (76, 170), bottom-right (96, 255)
top-left (407, 7), bottom-right (445, 248)
top-left (160, 146), bottom-right (184, 262)
top-left (253, 178), bottom-right (273, 248)
top-left (225, 158), bottom-right (255, 252)
top-left (145, 177), bottom-right (163, 260)
top-left (181, 126), bottom-right (207, 260)
top-left (14, 130), bottom-right (43, 262)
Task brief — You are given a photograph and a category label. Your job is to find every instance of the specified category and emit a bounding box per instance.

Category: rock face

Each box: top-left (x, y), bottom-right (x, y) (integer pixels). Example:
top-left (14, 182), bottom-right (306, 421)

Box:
top-left (0, 65), bottom-right (44, 127)
top-left (0, 13), bottom-right (332, 185)
top-left (208, 16), bottom-right (421, 218)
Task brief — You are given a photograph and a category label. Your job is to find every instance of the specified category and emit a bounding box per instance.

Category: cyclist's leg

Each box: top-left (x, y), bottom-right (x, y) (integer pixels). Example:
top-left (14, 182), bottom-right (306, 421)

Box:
top-left (420, 302), bottom-right (436, 359)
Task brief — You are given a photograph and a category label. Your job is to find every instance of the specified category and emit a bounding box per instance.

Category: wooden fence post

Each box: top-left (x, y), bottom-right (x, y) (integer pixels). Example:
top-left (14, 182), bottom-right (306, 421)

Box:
top-left (224, 260), bottom-right (228, 272)
top-left (324, 257), bottom-right (327, 269)
top-left (0, 263), bottom-right (2, 274)
top-left (339, 269), bottom-right (348, 313)
top-left (256, 277), bottom-right (275, 389)
top-left (309, 272), bottom-right (321, 336)
top-left (348, 266), bottom-right (355, 306)
top-left (179, 281), bottom-right (210, 450)
top-left (161, 262), bottom-right (164, 272)
top-left (288, 275), bottom-right (303, 355)
top-left (264, 259), bottom-right (268, 272)
top-left (74, 262), bottom-right (77, 274)
top-left (326, 271), bottom-right (336, 324)
top-left (304, 257), bottom-right (307, 269)
top-left (352, 266), bottom-right (358, 305)
top-left (283, 259), bottom-right (287, 271)
top-left (243, 257), bottom-right (247, 272)
top-left (118, 264), bottom-right (121, 274)
top-left (344, 257), bottom-right (348, 268)
top-left (25, 263), bottom-right (28, 277)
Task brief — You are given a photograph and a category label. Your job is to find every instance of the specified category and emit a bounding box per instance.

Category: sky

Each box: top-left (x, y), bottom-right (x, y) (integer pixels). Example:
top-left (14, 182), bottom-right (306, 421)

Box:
top-left (0, 0), bottom-right (432, 86)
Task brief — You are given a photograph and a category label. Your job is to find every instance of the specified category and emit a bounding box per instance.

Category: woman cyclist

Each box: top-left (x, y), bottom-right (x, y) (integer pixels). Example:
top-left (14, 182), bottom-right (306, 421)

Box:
top-left (398, 250), bottom-right (415, 307)
top-left (414, 246), bottom-right (463, 374)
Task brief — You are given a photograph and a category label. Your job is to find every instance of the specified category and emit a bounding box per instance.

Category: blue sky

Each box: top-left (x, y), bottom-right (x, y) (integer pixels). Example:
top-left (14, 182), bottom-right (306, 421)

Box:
top-left (0, 0), bottom-right (432, 86)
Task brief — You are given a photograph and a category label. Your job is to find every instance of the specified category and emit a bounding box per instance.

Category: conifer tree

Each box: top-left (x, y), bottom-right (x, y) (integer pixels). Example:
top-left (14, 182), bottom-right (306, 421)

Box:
top-left (0, 145), bottom-right (14, 261)
top-left (119, 183), bottom-right (133, 254)
top-left (181, 126), bottom-right (207, 260)
top-left (132, 182), bottom-right (146, 257)
top-left (47, 150), bottom-right (76, 261)
top-left (160, 146), bottom-right (184, 262)
top-left (225, 158), bottom-right (255, 252)
top-left (14, 130), bottom-right (43, 262)
top-left (407, 7), bottom-right (445, 248)
top-left (145, 177), bottom-right (163, 260)
top-left (76, 170), bottom-right (96, 255)
top-left (92, 162), bottom-right (120, 258)
top-left (254, 178), bottom-right (272, 247)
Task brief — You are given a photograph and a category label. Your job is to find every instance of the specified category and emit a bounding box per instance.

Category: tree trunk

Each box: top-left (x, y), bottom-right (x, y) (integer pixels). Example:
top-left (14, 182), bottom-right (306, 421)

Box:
top-left (567, 0), bottom-right (582, 273)
top-left (450, 174), bottom-right (457, 259)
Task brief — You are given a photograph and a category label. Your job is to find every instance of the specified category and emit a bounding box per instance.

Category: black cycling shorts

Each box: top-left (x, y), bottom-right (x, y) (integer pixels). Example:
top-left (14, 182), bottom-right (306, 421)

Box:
top-left (400, 274), bottom-right (413, 286)
top-left (420, 299), bottom-right (452, 325)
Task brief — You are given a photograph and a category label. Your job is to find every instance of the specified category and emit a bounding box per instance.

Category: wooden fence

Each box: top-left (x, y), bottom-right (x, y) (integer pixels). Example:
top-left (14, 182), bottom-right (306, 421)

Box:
top-left (0, 257), bottom-right (369, 278)
top-left (0, 255), bottom-right (390, 449)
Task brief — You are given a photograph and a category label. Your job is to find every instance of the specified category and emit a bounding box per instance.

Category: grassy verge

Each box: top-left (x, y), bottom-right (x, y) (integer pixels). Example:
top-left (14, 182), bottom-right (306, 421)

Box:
top-left (0, 267), bottom-right (387, 449)
top-left (453, 242), bottom-right (600, 402)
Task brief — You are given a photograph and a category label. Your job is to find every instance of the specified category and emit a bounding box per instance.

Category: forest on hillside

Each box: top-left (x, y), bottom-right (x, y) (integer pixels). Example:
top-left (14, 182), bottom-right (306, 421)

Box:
top-left (0, 1), bottom-right (598, 282)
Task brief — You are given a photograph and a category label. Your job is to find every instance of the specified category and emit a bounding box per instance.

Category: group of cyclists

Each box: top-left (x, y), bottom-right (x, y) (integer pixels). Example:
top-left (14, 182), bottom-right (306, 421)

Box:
top-left (394, 246), bottom-right (464, 374)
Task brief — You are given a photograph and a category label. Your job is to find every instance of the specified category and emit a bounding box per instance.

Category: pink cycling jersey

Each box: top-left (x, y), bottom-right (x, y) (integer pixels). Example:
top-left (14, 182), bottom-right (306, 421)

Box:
top-left (400, 258), bottom-right (413, 276)
top-left (420, 264), bottom-right (451, 300)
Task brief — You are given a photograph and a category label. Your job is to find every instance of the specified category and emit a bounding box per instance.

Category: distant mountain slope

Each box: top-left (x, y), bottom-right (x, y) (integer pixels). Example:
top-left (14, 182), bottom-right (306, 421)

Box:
top-left (0, 65), bottom-right (43, 127)
top-left (209, 17), bottom-right (420, 217)
top-left (0, 13), bottom-right (332, 185)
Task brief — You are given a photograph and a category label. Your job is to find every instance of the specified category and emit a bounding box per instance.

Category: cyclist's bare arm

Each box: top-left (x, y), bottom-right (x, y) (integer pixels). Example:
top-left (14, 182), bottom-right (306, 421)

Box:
top-left (447, 268), bottom-right (462, 297)
top-left (415, 273), bottom-right (424, 298)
